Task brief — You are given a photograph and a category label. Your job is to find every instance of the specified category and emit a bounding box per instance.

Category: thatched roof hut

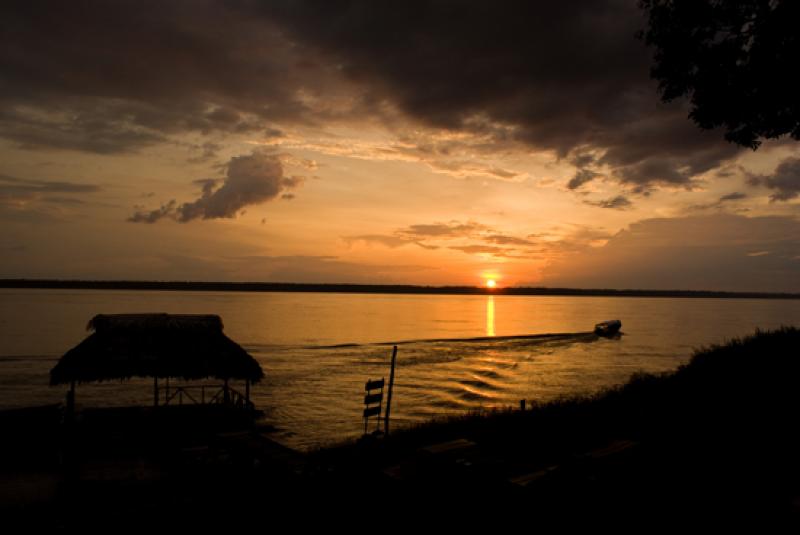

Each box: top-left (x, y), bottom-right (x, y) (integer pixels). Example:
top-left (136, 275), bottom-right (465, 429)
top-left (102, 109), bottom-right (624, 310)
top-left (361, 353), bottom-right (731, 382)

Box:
top-left (50, 314), bottom-right (264, 386)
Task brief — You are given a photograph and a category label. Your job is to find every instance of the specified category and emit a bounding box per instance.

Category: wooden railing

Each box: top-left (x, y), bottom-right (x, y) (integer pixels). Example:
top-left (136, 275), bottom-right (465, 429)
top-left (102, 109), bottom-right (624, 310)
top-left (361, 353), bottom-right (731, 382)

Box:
top-left (162, 384), bottom-right (255, 411)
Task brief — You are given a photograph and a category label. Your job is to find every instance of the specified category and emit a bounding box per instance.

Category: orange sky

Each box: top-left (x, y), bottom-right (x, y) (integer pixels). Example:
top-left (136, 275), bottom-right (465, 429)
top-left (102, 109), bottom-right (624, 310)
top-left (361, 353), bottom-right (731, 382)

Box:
top-left (1, 2), bottom-right (798, 292)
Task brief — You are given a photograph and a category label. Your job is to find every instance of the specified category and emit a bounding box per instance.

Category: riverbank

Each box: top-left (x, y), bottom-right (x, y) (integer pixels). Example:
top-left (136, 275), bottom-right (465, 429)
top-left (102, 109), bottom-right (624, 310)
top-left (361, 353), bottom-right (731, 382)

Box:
top-left (309, 326), bottom-right (800, 519)
top-left (2, 327), bottom-right (799, 525)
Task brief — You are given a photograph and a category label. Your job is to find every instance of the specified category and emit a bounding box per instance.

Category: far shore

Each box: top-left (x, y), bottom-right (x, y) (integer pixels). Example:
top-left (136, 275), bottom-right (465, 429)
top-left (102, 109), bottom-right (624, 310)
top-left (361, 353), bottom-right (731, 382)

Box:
top-left (2, 278), bottom-right (799, 300)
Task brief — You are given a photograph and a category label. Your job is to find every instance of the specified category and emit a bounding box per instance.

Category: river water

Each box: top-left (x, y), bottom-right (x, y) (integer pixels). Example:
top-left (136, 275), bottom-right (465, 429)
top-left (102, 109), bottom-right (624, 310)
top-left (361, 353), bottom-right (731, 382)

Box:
top-left (2, 289), bottom-right (799, 450)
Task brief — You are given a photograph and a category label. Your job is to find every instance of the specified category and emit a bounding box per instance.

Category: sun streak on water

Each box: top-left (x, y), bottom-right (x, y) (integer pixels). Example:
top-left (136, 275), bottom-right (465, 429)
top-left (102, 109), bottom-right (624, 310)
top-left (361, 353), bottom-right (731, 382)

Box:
top-left (486, 296), bottom-right (495, 337)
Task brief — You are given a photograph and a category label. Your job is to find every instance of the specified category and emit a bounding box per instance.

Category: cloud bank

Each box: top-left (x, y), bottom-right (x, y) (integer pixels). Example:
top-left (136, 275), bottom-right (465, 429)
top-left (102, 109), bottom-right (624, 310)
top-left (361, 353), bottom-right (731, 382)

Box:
top-left (541, 214), bottom-right (800, 292)
top-left (1, 0), bottom-right (748, 191)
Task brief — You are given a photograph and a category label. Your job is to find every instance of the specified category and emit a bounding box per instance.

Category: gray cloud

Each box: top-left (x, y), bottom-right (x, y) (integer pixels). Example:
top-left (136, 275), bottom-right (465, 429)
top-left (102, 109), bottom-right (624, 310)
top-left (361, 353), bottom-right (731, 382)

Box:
top-left (344, 224), bottom-right (497, 251)
top-left (128, 200), bottom-right (177, 224)
top-left (397, 221), bottom-right (489, 239)
top-left (686, 191), bottom-right (750, 213)
top-left (567, 169), bottom-right (600, 190)
top-left (750, 157), bottom-right (800, 201)
top-left (483, 234), bottom-right (537, 246)
top-left (345, 220), bottom-right (546, 260)
top-left (584, 195), bottom-right (633, 210)
top-left (0, 174), bottom-right (100, 193)
top-left (128, 152), bottom-right (302, 223)
top-left (0, 173), bottom-right (100, 204)
top-left (719, 192), bottom-right (748, 202)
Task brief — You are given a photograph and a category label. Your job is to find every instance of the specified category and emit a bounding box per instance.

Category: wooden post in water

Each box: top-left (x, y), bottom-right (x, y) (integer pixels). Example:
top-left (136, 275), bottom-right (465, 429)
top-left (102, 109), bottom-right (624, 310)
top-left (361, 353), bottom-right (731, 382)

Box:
top-left (384, 345), bottom-right (398, 436)
top-left (245, 380), bottom-right (250, 408)
top-left (154, 377), bottom-right (158, 407)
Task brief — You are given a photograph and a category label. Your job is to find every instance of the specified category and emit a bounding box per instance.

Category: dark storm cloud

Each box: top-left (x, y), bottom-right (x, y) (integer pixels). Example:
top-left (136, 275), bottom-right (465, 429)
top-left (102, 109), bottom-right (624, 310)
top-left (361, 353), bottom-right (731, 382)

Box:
top-left (0, 1), bottom-right (339, 153)
top-left (750, 157), bottom-right (800, 201)
top-left (2, 0), bottom-right (743, 186)
top-left (262, 0), bottom-right (743, 187)
top-left (128, 152), bottom-right (302, 223)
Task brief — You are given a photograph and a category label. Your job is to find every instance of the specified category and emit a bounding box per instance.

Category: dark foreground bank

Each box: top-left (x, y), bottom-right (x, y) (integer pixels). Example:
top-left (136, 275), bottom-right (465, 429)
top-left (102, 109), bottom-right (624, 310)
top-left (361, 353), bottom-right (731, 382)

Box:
top-left (2, 327), bottom-right (800, 526)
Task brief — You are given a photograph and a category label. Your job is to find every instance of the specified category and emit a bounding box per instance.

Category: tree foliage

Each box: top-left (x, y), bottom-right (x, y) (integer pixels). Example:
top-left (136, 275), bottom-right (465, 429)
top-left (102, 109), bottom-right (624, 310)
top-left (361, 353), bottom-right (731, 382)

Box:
top-left (639, 0), bottom-right (800, 149)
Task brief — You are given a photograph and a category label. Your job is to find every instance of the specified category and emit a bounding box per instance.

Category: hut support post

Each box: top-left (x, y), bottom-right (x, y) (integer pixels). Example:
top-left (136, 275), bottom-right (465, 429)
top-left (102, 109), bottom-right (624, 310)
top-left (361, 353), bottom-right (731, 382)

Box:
top-left (224, 378), bottom-right (230, 406)
top-left (66, 380), bottom-right (76, 419)
top-left (154, 377), bottom-right (158, 407)
top-left (245, 380), bottom-right (250, 408)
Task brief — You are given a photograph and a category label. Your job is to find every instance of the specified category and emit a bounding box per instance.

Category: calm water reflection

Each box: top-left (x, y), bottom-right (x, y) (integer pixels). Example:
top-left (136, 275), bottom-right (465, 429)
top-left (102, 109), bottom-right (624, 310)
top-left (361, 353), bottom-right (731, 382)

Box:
top-left (486, 296), bottom-right (495, 337)
top-left (1, 289), bottom-right (799, 449)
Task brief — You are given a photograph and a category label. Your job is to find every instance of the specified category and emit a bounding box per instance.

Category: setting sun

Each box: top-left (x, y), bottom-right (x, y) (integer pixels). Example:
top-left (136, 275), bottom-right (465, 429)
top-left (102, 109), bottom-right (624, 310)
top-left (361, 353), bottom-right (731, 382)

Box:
top-left (486, 279), bottom-right (497, 289)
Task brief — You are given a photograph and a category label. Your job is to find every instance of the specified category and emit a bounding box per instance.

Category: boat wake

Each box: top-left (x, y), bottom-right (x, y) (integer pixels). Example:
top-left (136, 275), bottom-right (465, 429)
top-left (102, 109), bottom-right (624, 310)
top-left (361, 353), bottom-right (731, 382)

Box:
top-left (308, 331), bottom-right (602, 350)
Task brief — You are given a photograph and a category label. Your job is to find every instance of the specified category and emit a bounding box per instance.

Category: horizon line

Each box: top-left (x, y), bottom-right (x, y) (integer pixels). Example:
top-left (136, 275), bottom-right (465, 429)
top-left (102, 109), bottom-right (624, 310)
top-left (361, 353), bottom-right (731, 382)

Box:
top-left (1, 278), bottom-right (799, 300)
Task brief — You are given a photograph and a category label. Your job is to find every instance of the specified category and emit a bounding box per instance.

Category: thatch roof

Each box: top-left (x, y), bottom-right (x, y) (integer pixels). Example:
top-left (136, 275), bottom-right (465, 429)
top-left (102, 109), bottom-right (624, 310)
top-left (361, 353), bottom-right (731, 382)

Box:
top-left (50, 314), bottom-right (264, 385)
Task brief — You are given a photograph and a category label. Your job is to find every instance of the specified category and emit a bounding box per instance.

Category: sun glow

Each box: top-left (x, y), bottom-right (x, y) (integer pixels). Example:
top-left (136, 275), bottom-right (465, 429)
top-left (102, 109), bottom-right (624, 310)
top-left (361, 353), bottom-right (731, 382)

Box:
top-left (485, 279), bottom-right (497, 289)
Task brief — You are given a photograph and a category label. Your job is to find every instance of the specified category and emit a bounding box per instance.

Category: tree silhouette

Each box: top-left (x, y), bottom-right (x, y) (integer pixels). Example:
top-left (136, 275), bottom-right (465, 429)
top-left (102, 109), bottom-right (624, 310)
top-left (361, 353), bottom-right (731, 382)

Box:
top-left (639, 0), bottom-right (800, 149)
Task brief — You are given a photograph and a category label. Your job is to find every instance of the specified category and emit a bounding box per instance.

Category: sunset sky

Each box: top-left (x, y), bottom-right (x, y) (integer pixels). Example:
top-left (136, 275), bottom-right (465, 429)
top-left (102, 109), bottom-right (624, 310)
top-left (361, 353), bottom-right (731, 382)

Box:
top-left (1, 1), bottom-right (799, 291)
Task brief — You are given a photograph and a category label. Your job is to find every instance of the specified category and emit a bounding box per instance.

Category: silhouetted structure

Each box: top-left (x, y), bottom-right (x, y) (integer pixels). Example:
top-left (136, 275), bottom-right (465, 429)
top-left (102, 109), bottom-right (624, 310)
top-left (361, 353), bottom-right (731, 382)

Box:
top-left (50, 314), bottom-right (264, 414)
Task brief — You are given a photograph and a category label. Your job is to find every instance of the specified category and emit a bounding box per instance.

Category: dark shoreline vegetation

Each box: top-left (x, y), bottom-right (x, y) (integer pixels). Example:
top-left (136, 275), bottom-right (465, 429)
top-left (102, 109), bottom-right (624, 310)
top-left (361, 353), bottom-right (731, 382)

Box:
top-left (2, 278), bottom-right (800, 300)
top-left (2, 327), bottom-right (800, 524)
top-left (310, 327), bottom-right (800, 511)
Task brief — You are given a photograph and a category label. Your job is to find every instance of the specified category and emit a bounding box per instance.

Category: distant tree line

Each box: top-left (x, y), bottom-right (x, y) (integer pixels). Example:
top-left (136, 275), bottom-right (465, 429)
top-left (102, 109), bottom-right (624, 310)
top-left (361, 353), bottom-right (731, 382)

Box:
top-left (2, 279), bottom-right (798, 300)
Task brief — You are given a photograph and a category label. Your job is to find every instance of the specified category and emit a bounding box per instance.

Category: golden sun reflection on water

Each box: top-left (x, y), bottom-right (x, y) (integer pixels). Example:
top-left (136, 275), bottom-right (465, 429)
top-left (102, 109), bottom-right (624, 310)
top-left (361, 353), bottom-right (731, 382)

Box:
top-left (486, 295), bottom-right (495, 337)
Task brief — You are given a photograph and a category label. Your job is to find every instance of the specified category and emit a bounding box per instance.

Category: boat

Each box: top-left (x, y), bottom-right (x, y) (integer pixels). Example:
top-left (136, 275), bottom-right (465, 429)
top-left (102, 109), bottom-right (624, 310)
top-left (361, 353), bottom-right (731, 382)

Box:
top-left (594, 319), bottom-right (622, 337)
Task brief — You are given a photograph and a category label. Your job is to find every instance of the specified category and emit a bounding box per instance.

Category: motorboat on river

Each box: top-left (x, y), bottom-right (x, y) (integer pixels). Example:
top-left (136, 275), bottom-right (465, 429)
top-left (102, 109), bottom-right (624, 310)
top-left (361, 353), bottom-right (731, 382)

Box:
top-left (594, 319), bottom-right (622, 337)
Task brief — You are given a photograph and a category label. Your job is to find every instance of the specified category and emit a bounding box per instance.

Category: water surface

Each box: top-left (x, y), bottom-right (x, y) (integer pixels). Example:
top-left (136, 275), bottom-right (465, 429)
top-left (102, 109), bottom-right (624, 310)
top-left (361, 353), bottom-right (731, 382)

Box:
top-left (2, 289), bottom-right (798, 449)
